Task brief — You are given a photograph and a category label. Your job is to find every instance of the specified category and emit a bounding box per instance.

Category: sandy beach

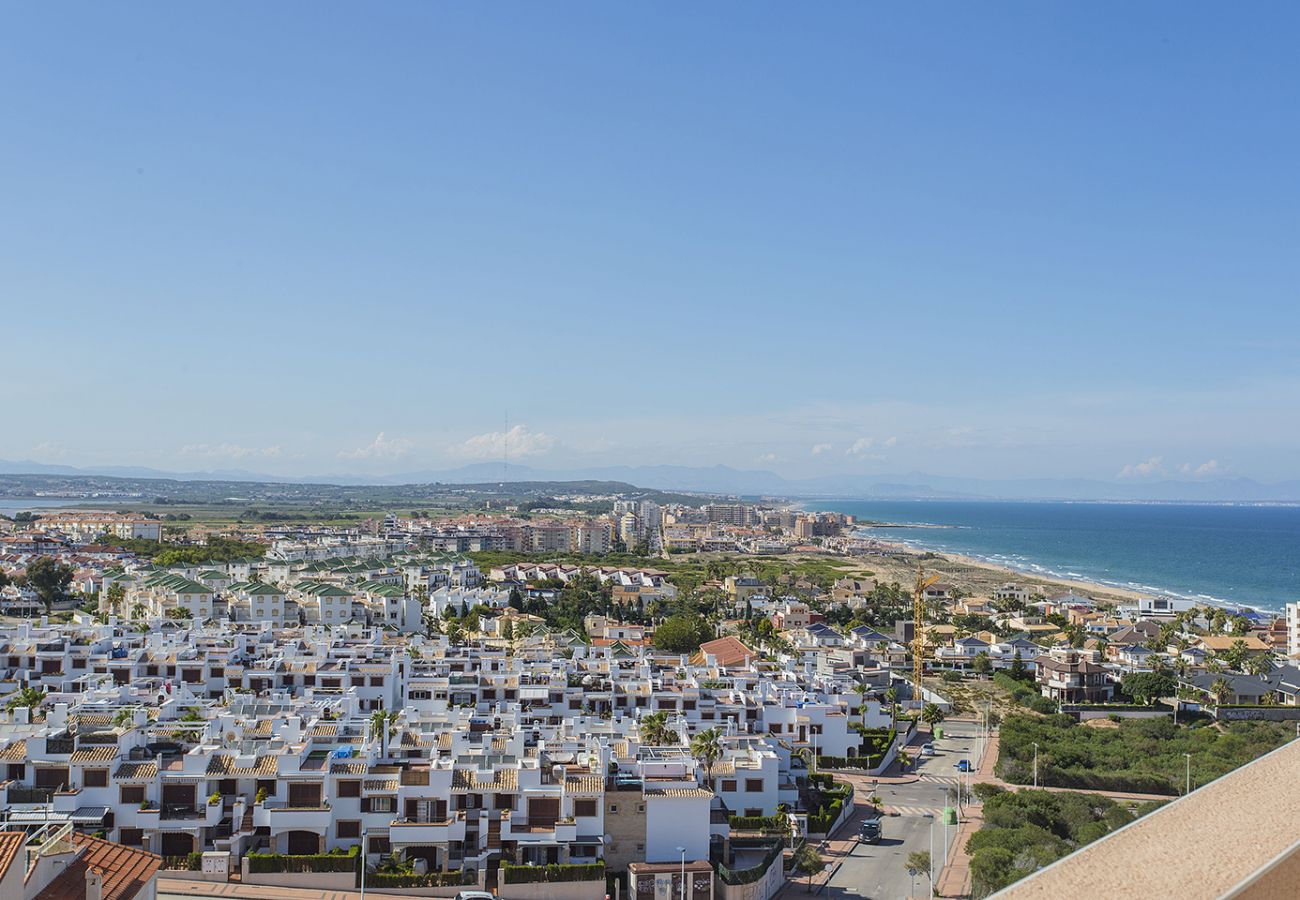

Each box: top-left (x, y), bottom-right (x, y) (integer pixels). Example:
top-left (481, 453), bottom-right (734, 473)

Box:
top-left (839, 537), bottom-right (1146, 607)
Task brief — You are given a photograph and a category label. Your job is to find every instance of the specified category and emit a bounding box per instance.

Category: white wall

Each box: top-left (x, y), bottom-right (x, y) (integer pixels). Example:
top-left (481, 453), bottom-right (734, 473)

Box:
top-left (645, 795), bottom-right (710, 863)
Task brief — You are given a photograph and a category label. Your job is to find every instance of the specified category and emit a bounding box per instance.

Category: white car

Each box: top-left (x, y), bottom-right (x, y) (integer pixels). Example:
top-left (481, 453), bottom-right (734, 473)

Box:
top-left (920, 743), bottom-right (936, 756)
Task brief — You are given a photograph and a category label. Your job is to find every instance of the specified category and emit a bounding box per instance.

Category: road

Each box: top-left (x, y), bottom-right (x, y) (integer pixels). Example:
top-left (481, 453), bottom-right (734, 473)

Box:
top-left (818, 719), bottom-right (983, 900)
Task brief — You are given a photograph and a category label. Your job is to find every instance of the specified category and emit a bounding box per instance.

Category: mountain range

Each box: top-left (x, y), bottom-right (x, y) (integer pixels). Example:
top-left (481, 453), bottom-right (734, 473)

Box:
top-left (2, 458), bottom-right (1298, 503)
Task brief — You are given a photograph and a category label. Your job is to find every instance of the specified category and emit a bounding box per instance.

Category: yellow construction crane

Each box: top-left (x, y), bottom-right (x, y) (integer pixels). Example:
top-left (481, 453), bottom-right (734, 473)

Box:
top-left (913, 566), bottom-right (939, 706)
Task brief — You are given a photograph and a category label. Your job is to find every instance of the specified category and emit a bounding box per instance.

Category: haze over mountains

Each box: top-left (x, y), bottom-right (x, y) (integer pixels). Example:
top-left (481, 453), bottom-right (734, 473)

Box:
top-left (2, 459), bottom-right (1297, 503)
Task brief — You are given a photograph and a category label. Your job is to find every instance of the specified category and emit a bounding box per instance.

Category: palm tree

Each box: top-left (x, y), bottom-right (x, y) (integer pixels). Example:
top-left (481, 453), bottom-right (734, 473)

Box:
top-left (896, 750), bottom-right (913, 773)
top-left (370, 708), bottom-right (399, 757)
top-left (852, 683), bottom-right (869, 726)
top-left (640, 711), bottom-right (676, 747)
top-left (884, 687), bottom-right (898, 730)
top-left (1209, 677), bottom-right (1232, 707)
top-left (690, 728), bottom-right (723, 788)
top-left (1244, 654), bottom-right (1274, 676)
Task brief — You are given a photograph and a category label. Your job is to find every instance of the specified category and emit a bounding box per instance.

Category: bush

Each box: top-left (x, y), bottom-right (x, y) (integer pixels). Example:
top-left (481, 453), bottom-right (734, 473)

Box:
top-left (502, 863), bottom-right (605, 884)
top-left (995, 713), bottom-right (1291, 795)
top-left (942, 670), bottom-right (963, 683)
top-left (161, 853), bottom-right (203, 871)
top-left (967, 789), bottom-right (1142, 895)
top-left (246, 846), bottom-right (358, 874)
top-left (729, 813), bottom-right (788, 833)
top-left (369, 871), bottom-right (474, 887)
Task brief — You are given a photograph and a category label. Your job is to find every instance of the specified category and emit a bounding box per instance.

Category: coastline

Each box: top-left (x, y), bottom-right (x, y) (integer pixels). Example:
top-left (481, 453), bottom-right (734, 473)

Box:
top-left (856, 535), bottom-right (1146, 606)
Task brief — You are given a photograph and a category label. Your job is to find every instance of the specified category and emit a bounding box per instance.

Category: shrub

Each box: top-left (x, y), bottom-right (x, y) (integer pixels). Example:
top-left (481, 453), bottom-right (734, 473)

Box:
top-left (502, 863), bottom-right (605, 884)
top-left (246, 845), bottom-right (358, 874)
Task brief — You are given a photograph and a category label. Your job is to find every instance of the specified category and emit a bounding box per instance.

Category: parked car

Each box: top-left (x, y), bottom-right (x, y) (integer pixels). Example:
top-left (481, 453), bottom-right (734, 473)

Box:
top-left (455, 893), bottom-right (496, 900)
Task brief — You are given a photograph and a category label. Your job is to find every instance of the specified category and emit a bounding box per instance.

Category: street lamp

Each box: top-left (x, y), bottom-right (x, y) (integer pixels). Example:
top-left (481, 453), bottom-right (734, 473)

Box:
top-left (925, 812), bottom-right (936, 900)
top-left (1185, 752), bottom-right (1191, 796)
top-left (1032, 741), bottom-right (1039, 789)
top-left (359, 827), bottom-right (368, 900)
top-left (676, 846), bottom-right (685, 900)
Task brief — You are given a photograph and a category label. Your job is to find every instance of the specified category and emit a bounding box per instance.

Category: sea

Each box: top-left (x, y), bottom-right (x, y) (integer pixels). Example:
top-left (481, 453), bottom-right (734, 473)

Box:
top-left (803, 500), bottom-right (1300, 613)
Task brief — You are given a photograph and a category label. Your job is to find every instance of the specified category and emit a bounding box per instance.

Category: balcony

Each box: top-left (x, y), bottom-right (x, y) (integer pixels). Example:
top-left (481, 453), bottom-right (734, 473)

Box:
top-left (505, 817), bottom-right (577, 843)
top-left (253, 801), bottom-right (332, 831)
top-left (387, 817), bottom-right (465, 845)
top-left (160, 802), bottom-right (222, 827)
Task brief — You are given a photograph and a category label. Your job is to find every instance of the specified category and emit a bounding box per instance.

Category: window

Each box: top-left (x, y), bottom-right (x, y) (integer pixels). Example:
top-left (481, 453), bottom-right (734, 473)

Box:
top-left (744, 808), bottom-right (763, 818)
top-left (338, 780), bottom-right (361, 798)
top-left (745, 778), bottom-right (764, 793)
top-left (367, 835), bottom-right (390, 854)
top-left (608, 803), bottom-right (619, 814)
top-left (337, 820), bottom-right (361, 839)
top-left (83, 769), bottom-right (108, 788)
top-left (721, 779), bottom-right (737, 793)
top-left (369, 796), bottom-right (394, 813)
top-left (575, 799), bottom-right (597, 817)
top-left (119, 828), bottom-right (143, 847)
top-left (120, 785), bottom-right (145, 804)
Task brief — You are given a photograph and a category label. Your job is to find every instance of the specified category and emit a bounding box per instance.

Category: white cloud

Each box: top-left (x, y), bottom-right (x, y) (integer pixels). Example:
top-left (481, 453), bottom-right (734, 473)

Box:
top-left (1179, 459), bottom-right (1227, 478)
top-left (31, 442), bottom-right (69, 459)
top-left (846, 437), bottom-right (876, 456)
top-left (457, 425), bottom-right (556, 461)
top-left (181, 443), bottom-right (283, 460)
top-left (756, 453), bottom-right (779, 464)
top-left (1118, 456), bottom-right (1166, 479)
top-left (337, 432), bottom-right (413, 460)
top-left (810, 443), bottom-right (833, 456)
top-left (883, 435), bottom-right (898, 448)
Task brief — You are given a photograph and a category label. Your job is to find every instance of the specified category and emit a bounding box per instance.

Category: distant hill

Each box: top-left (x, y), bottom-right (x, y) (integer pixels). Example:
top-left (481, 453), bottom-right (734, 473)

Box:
top-left (1, 459), bottom-right (1297, 503)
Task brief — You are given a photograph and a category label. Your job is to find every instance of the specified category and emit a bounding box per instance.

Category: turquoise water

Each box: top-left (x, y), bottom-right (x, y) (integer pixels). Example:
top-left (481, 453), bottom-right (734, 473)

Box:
top-left (805, 500), bottom-right (1300, 612)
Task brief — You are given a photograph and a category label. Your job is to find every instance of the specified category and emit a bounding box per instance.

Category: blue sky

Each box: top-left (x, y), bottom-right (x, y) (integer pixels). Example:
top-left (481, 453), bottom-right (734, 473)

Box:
top-left (3, 3), bottom-right (1298, 483)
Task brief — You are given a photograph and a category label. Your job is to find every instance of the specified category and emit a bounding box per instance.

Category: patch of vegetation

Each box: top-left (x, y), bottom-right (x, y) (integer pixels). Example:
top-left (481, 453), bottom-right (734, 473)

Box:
top-left (967, 787), bottom-right (1165, 897)
top-left (997, 713), bottom-right (1291, 795)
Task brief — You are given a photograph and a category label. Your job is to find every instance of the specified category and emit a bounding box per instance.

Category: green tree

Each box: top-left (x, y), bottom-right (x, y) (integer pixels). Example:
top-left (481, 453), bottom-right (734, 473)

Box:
top-left (690, 727), bottom-right (723, 786)
top-left (653, 614), bottom-right (711, 654)
top-left (791, 842), bottom-right (824, 891)
top-left (973, 651), bottom-right (992, 676)
top-left (1244, 654), bottom-right (1273, 676)
top-left (640, 711), bottom-right (676, 746)
top-left (1009, 650), bottom-right (1028, 681)
top-left (25, 556), bottom-right (75, 613)
top-left (905, 850), bottom-right (931, 881)
top-left (922, 702), bottom-right (945, 730)
top-left (884, 687), bottom-right (898, 729)
top-left (1209, 677), bottom-right (1232, 706)
top-left (4, 687), bottom-right (44, 714)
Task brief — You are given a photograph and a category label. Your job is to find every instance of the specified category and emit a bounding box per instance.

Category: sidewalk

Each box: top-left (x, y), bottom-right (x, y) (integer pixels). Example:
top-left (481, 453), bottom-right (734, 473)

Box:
top-left (158, 878), bottom-right (431, 900)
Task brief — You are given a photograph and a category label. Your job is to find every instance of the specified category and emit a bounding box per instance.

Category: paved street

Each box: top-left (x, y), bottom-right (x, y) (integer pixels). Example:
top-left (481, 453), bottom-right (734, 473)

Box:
top-left (816, 719), bottom-right (983, 900)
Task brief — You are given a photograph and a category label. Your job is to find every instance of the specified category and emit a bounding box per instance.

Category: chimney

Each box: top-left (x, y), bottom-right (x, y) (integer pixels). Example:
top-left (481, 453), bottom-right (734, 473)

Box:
top-left (86, 867), bottom-right (104, 900)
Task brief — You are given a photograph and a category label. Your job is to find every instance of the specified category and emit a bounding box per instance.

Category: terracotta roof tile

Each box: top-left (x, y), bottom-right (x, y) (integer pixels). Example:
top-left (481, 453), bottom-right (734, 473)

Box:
top-left (70, 747), bottom-right (120, 763)
top-left (114, 762), bottom-right (157, 780)
top-left (0, 832), bottom-right (23, 883)
top-left (34, 832), bottom-right (161, 900)
top-left (206, 755), bottom-right (278, 777)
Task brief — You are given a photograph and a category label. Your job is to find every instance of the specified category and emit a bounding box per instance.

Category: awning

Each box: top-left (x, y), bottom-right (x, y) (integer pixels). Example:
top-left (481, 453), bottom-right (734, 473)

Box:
top-left (72, 806), bottom-right (110, 825)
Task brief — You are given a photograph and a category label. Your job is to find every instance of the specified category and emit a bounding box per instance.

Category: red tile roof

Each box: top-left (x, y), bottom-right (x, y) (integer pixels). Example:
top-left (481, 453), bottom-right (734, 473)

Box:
top-left (33, 833), bottom-right (160, 900)
top-left (0, 832), bottom-right (24, 883)
top-left (692, 636), bottom-right (757, 668)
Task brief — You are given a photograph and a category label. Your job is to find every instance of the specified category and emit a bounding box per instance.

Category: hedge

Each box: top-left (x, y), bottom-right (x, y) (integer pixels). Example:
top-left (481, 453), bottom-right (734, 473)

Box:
top-left (161, 853), bottom-right (203, 871)
top-left (728, 813), bottom-right (788, 833)
top-left (369, 871), bottom-right (474, 887)
top-left (247, 846), bottom-right (358, 874)
top-left (502, 863), bottom-right (605, 884)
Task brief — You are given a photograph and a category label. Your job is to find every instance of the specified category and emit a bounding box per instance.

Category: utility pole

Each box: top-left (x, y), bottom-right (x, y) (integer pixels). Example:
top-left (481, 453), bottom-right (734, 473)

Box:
top-left (1185, 752), bottom-right (1191, 795)
top-left (1033, 742), bottom-right (1039, 788)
